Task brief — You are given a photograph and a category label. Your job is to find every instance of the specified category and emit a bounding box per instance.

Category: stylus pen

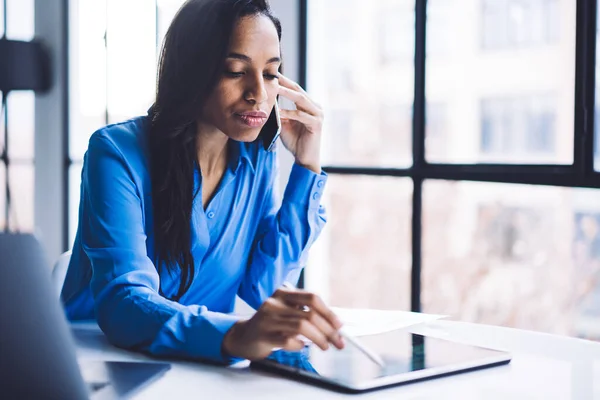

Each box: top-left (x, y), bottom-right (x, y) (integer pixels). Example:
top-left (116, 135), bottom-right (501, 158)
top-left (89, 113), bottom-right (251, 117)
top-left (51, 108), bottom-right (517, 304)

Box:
top-left (282, 282), bottom-right (386, 368)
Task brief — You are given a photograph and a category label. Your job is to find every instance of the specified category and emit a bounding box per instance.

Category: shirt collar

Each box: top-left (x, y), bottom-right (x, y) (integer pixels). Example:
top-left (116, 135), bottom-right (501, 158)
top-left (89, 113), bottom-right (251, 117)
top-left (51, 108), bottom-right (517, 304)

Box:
top-left (228, 140), bottom-right (256, 175)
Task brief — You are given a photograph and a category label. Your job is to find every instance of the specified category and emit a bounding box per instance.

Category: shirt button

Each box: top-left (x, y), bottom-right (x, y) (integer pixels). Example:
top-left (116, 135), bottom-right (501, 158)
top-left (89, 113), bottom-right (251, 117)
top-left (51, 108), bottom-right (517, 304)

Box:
top-left (317, 180), bottom-right (325, 188)
top-left (207, 211), bottom-right (215, 219)
top-left (312, 192), bottom-right (320, 200)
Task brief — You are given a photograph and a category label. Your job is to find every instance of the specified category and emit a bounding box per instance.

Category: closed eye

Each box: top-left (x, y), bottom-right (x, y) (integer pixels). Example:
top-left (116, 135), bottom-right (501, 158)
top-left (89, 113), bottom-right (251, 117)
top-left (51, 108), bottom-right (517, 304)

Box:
top-left (225, 71), bottom-right (244, 78)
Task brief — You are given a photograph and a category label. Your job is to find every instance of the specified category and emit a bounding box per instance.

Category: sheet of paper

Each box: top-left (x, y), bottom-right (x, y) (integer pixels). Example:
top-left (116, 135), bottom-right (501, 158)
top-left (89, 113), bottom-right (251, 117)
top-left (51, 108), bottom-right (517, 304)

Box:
top-left (331, 307), bottom-right (447, 337)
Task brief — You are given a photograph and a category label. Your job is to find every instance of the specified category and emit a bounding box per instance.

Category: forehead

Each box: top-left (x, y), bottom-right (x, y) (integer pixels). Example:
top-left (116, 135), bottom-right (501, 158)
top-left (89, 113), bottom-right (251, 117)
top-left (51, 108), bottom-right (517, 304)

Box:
top-left (228, 15), bottom-right (280, 61)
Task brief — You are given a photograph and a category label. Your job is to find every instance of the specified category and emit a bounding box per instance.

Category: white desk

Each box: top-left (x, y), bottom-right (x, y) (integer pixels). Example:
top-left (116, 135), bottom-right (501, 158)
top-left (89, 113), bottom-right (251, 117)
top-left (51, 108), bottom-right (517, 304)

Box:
top-left (72, 319), bottom-right (600, 400)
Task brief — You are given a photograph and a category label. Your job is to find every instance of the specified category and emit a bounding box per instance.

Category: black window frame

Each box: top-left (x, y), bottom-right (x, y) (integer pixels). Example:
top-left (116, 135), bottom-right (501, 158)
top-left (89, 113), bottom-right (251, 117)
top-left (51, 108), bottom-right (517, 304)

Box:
top-left (299, 0), bottom-right (599, 312)
top-left (0, 0), bottom-right (41, 233)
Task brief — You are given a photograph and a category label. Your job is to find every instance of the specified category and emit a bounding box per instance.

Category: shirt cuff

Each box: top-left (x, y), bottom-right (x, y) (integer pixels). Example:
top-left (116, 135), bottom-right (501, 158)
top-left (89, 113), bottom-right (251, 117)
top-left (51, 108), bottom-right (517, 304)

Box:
top-left (201, 311), bottom-right (245, 364)
top-left (283, 163), bottom-right (328, 210)
top-left (154, 308), bottom-right (243, 364)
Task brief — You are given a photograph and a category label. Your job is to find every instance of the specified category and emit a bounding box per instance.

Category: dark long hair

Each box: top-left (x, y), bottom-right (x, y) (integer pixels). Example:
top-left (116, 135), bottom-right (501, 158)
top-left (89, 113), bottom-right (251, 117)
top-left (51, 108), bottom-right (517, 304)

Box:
top-left (148, 0), bottom-right (282, 301)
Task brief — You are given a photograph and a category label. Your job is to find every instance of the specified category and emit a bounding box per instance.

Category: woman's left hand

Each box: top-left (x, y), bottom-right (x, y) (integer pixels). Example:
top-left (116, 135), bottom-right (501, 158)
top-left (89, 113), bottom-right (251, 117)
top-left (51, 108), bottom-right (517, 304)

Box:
top-left (277, 74), bottom-right (324, 174)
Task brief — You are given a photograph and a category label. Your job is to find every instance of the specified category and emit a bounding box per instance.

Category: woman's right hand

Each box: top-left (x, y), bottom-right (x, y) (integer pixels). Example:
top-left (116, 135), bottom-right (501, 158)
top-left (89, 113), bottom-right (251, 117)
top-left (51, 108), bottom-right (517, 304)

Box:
top-left (221, 287), bottom-right (345, 360)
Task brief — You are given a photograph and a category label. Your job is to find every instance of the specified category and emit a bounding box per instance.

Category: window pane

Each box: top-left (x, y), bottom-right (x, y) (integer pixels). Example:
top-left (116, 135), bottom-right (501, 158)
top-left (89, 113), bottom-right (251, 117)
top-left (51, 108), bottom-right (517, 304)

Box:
top-left (426, 0), bottom-right (575, 164)
top-left (596, 4), bottom-right (600, 171)
top-left (0, 0), bottom-right (4, 37)
top-left (308, 0), bottom-right (413, 168)
top-left (8, 164), bottom-right (34, 232)
top-left (7, 91), bottom-right (34, 161)
top-left (427, 0), bottom-right (452, 58)
top-left (6, 0), bottom-right (34, 41)
top-left (0, 163), bottom-right (5, 230)
top-left (306, 176), bottom-right (412, 310)
top-left (69, 163), bottom-right (83, 247)
top-left (423, 181), bottom-right (600, 339)
top-left (106, 0), bottom-right (156, 123)
top-left (69, 0), bottom-right (108, 161)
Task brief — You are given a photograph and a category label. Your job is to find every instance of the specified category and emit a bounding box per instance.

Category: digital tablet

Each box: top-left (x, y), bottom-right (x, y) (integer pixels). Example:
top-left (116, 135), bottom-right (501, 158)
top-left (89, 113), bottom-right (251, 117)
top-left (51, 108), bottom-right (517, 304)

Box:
top-left (250, 332), bottom-right (511, 393)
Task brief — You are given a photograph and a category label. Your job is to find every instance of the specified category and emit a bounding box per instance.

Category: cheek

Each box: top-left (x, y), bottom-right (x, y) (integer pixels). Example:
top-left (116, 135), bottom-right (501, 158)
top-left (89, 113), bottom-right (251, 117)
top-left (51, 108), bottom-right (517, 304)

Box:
top-left (204, 86), bottom-right (237, 119)
top-left (217, 81), bottom-right (243, 105)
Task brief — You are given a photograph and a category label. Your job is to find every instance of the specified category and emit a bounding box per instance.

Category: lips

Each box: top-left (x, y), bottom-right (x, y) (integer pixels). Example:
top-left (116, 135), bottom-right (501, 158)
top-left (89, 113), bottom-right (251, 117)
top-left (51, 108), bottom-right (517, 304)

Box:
top-left (235, 110), bottom-right (268, 127)
top-left (238, 110), bottom-right (268, 118)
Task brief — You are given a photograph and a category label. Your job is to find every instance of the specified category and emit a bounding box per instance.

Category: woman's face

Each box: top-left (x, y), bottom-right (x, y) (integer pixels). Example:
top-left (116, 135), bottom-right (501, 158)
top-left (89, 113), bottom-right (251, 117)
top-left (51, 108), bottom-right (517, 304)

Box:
top-left (201, 15), bottom-right (281, 142)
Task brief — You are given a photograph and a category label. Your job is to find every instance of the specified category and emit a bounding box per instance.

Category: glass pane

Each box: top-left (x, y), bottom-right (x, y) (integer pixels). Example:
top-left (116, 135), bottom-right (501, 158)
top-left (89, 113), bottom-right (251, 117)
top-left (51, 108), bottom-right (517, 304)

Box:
top-left (306, 176), bottom-right (412, 310)
top-left (157, 0), bottom-right (187, 51)
top-left (7, 91), bottom-right (34, 160)
top-left (426, 0), bottom-right (575, 164)
top-left (308, 0), bottom-right (414, 168)
top-left (69, 163), bottom-right (83, 247)
top-left (106, 0), bottom-right (156, 123)
top-left (6, 0), bottom-right (34, 41)
top-left (0, 0), bottom-right (4, 37)
top-left (0, 163), bottom-right (5, 230)
top-left (8, 164), bottom-right (34, 232)
top-left (69, 0), bottom-right (108, 161)
top-left (596, 4), bottom-right (600, 171)
top-left (423, 181), bottom-right (600, 339)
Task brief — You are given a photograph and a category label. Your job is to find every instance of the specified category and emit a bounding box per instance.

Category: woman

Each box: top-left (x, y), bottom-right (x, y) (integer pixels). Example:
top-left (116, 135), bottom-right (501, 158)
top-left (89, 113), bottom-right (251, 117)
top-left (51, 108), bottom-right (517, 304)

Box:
top-left (60, 0), bottom-right (344, 363)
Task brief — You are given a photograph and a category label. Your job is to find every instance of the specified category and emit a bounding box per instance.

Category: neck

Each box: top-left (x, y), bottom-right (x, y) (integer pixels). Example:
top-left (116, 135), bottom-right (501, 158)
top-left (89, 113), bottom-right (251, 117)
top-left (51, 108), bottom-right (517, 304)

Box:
top-left (195, 121), bottom-right (229, 176)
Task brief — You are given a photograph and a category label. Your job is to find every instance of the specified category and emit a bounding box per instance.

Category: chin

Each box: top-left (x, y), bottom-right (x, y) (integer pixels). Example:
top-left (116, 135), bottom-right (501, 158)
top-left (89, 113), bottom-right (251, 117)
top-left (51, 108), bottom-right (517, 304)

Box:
top-left (227, 128), bottom-right (261, 143)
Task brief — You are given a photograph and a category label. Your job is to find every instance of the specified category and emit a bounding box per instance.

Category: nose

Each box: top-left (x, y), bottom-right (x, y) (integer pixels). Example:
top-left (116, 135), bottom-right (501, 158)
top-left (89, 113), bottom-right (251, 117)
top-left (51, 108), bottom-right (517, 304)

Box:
top-left (243, 73), bottom-right (268, 105)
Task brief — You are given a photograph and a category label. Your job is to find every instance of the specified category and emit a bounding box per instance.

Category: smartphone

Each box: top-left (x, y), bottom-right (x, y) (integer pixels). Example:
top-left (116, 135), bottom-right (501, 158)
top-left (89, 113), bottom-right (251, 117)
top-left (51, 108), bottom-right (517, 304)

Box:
top-left (259, 101), bottom-right (281, 152)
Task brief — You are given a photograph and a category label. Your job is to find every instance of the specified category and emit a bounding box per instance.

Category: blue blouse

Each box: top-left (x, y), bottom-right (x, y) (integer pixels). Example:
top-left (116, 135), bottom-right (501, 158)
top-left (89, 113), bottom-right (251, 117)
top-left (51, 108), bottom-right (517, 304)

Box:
top-left (61, 116), bottom-right (328, 363)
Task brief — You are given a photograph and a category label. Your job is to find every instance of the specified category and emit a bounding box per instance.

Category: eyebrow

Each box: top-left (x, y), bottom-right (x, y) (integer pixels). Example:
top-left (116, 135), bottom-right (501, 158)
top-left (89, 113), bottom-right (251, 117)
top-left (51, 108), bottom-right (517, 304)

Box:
top-left (227, 52), bottom-right (281, 64)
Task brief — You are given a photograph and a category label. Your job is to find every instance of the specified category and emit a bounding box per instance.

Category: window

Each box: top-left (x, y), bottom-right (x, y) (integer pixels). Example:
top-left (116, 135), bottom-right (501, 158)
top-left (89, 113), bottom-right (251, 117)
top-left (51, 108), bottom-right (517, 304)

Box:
top-left (596, 5), bottom-right (600, 172)
top-left (1, 0), bottom-right (35, 232)
top-left (306, 0), bottom-right (598, 341)
top-left (68, 0), bottom-right (182, 243)
top-left (307, 176), bottom-right (412, 310)
top-left (308, 0), bottom-right (414, 168)
top-left (481, 0), bottom-right (560, 50)
top-left (423, 181), bottom-right (600, 337)
top-left (426, 0), bottom-right (574, 165)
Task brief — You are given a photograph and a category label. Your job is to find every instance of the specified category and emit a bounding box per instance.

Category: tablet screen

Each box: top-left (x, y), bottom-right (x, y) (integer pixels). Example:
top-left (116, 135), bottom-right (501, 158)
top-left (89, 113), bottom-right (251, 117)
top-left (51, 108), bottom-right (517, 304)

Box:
top-left (252, 332), bottom-right (510, 391)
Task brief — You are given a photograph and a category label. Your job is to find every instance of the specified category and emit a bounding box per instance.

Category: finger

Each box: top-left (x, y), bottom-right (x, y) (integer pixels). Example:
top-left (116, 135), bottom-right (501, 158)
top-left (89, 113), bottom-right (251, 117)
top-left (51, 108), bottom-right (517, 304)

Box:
top-left (280, 118), bottom-right (293, 132)
top-left (259, 296), bottom-right (312, 330)
top-left (279, 109), bottom-right (320, 128)
top-left (306, 310), bottom-right (345, 349)
top-left (293, 318), bottom-right (329, 351)
top-left (269, 291), bottom-right (342, 349)
top-left (266, 312), bottom-right (329, 351)
top-left (281, 291), bottom-right (343, 331)
top-left (276, 310), bottom-right (343, 349)
top-left (278, 86), bottom-right (320, 115)
top-left (267, 332), bottom-right (306, 352)
top-left (277, 73), bottom-right (308, 95)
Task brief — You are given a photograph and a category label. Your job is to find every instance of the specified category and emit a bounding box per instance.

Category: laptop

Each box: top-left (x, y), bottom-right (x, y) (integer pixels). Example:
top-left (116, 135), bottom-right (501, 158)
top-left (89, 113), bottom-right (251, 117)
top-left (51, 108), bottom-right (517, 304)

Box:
top-left (0, 233), bottom-right (170, 399)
